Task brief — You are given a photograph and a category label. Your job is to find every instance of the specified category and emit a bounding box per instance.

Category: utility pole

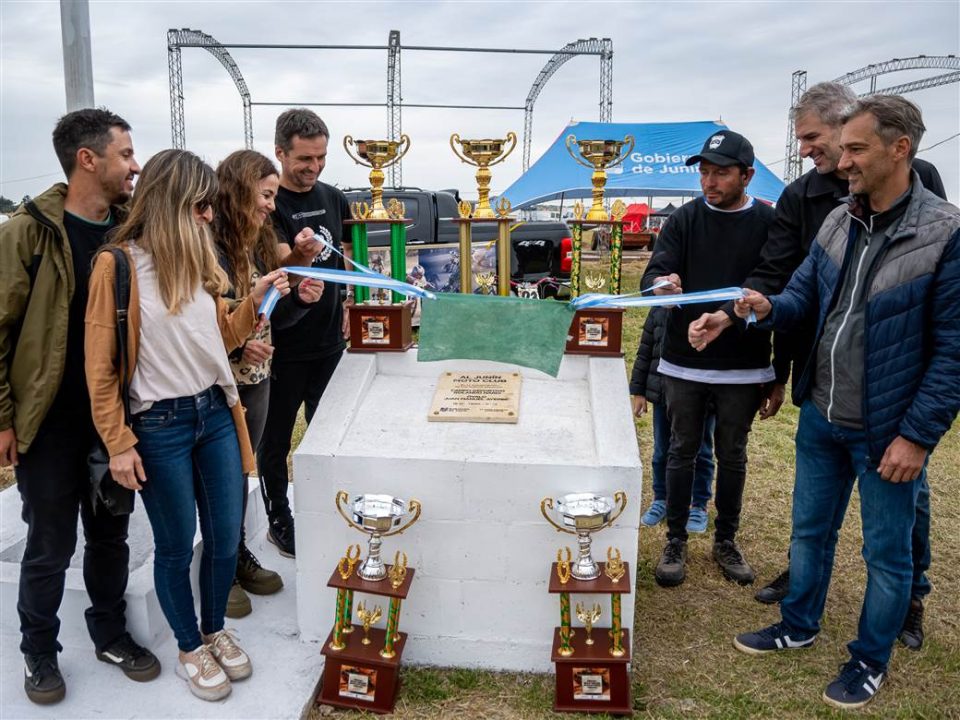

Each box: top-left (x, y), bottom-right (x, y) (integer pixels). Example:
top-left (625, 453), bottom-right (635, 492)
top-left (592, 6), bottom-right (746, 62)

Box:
top-left (60, 0), bottom-right (95, 110)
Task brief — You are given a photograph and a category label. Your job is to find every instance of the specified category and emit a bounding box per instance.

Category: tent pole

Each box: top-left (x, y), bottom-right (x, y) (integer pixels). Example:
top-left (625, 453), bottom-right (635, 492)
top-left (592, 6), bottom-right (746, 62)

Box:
top-left (558, 192), bottom-right (564, 218)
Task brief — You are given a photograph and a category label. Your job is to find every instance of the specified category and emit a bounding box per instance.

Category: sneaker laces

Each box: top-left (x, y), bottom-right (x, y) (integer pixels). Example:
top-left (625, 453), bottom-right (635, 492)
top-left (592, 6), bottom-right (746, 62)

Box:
top-left (26, 654), bottom-right (59, 680)
top-left (190, 645), bottom-right (222, 681)
top-left (902, 601), bottom-right (923, 634)
top-left (208, 629), bottom-right (244, 663)
top-left (237, 543), bottom-right (262, 571)
top-left (836, 658), bottom-right (870, 692)
top-left (106, 633), bottom-right (149, 661)
top-left (663, 540), bottom-right (685, 563)
top-left (715, 541), bottom-right (746, 566)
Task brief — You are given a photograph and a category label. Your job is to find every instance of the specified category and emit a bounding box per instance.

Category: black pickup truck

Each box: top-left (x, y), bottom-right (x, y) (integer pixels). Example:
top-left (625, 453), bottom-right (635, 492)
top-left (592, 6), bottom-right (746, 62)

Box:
top-left (342, 188), bottom-right (572, 297)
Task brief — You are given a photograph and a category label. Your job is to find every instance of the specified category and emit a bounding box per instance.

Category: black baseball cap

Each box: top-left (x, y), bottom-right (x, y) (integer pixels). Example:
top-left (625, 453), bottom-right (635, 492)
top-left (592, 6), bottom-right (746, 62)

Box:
top-left (685, 130), bottom-right (755, 168)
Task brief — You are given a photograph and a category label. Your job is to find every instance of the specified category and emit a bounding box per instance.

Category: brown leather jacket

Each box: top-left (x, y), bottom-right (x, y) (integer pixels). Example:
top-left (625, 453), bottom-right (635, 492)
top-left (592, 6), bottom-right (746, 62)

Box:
top-left (84, 245), bottom-right (257, 473)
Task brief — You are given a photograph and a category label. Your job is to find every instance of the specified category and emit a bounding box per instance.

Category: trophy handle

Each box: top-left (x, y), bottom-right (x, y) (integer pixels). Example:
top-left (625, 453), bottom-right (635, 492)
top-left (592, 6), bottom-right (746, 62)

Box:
top-left (383, 498), bottom-right (422, 537)
top-left (564, 134), bottom-right (594, 169)
top-left (335, 490), bottom-right (366, 533)
top-left (599, 491), bottom-right (628, 531)
top-left (540, 497), bottom-right (571, 534)
top-left (343, 136), bottom-right (371, 168)
top-left (488, 131), bottom-right (517, 167)
top-left (392, 133), bottom-right (411, 165)
top-left (449, 133), bottom-right (475, 166)
top-left (609, 135), bottom-right (635, 169)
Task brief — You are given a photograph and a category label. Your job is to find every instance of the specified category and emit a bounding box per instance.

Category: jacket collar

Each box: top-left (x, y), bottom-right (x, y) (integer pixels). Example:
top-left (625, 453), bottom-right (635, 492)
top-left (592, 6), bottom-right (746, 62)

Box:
top-left (843, 170), bottom-right (926, 239)
top-left (804, 169), bottom-right (848, 199)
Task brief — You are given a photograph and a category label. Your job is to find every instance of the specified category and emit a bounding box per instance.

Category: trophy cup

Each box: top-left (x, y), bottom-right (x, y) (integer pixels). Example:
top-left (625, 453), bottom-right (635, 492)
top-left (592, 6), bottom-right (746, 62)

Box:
top-left (343, 135), bottom-right (411, 220)
top-left (335, 491), bottom-right (422, 582)
top-left (450, 132), bottom-right (517, 219)
top-left (575, 602), bottom-right (602, 646)
top-left (541, 492), bottom-right (627, 580)
top-left (564, 135), bottom-right (635, 222)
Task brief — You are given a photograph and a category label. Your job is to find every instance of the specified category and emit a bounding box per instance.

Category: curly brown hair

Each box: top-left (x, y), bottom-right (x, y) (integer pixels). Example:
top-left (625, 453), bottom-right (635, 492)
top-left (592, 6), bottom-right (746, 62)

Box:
top-left (213, 150), bottom-right (281, 293)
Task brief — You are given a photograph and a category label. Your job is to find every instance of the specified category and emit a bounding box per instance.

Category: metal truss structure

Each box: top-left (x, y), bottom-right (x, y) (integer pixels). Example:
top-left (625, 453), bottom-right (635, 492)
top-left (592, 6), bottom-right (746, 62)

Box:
top-left (782, 55), bottom-right (959, 182)
top-left (166, 29), bottom-right (612, 181)
top-left (167, 29), bottom-right (253, 149)
top-left (782, 70), bottom-right (808, 184)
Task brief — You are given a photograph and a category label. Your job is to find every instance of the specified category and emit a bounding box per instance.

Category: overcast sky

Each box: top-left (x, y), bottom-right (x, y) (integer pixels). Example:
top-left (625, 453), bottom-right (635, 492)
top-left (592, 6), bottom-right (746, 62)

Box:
top-left (1, 1), bottom-right (958, 206)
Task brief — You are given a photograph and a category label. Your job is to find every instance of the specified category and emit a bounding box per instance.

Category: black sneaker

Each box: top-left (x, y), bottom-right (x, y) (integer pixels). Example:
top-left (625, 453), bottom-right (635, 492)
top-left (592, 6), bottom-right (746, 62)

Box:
top-left (96, 633), bottom-right (161, 682)
top-left (24, 653), bottom-right (65, 705)
top-left (712, 539), bottom-right (756, 585)
top-left (733, 621), bottom-right (816, 655)
top-left (655, 538), bottom-right (687, 587)
top-left (822, 658), bottom-right (885, 710)
top-left (267, 515), bottom-right (295, 558)
top-left (754, 568), bottom-right (790, 604)
top-left (898, 598), bottom-right (924, 650)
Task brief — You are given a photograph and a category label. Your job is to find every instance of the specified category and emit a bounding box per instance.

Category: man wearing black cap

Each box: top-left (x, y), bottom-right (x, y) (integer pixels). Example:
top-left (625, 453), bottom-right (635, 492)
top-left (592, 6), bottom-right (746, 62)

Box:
top-left (641, 129), bottom-right (783, 588)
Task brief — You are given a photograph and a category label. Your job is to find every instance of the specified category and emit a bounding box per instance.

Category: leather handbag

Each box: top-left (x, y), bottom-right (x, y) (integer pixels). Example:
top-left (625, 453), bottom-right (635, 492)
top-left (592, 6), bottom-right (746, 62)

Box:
top-left (87, 247), bottom-right (135, 516)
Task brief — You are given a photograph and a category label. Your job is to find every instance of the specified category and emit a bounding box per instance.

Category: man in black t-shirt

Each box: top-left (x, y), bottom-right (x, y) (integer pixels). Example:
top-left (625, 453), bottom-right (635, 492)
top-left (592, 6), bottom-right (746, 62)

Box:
top-left (641, 130), bottom-right (783, 589)
top-left (0, 109), bottom-right (159, 704)
top-left (259, 109), bottom-right (352, 557)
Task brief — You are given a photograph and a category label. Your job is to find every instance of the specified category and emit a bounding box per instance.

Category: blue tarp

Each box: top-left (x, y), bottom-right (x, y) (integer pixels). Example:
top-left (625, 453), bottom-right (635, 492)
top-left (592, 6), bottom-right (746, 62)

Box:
top-left (500, 120), bottom-right (785, 208)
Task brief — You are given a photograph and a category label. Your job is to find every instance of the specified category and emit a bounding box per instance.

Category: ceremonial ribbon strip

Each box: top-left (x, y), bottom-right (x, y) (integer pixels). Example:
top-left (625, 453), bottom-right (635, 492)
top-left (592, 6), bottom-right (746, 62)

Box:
top-left (569, 285), bottom-right (746, 310)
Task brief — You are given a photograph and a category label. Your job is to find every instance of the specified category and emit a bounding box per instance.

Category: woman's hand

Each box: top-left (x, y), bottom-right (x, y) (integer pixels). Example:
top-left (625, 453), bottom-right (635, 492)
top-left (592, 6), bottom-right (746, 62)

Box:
top-left (297, 278), bottom-right (324, 304)
top-left (251, 269), bottom-right (290, 306)
top-left (110, 447), bottom-right (147, 490)
top-left (242, 339), bottom-right (274, 365)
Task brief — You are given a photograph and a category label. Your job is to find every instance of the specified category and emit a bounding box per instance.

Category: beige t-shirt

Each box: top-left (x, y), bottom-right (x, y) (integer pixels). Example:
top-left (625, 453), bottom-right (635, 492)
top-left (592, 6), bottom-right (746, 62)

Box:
top-left (128, 244), bottom-right (240, 414)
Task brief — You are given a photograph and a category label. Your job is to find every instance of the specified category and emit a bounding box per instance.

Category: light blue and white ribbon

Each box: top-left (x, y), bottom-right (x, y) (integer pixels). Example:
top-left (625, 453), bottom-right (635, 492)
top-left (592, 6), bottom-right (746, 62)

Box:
top-left (569, 286), bottom-right (747, 310)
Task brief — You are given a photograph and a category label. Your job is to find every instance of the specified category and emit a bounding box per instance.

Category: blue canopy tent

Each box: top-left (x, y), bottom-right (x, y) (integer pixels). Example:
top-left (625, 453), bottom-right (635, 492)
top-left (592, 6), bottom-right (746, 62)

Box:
top-left (500, 120), bottom-right (785, 208)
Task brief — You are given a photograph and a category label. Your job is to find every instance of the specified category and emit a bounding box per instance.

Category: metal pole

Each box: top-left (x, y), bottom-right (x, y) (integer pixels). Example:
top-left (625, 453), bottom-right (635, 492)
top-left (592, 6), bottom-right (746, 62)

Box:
top-left (60, 0), bottom-right (95, 110)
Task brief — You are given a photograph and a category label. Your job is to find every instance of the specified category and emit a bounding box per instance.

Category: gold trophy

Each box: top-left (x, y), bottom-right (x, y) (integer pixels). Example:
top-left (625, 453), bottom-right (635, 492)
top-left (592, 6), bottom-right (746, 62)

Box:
top-left (356, 602), bottom-right (382, 645)
top-left (450, 132), bottom-right (517, 219)
top-left (388, 551), bottom-right (408, 590)
top-left (605, 547), bottom-right (625, 583)
top-left (575, 602), bottom-right (602, 646)
top-left (556, 547), bottom-right (572, 585)
top-left (475, 272), bottom-right (496, 295)
top-left (338, 544), bottom-right (362, 580)
top-left (343, 135), bottom-right (411, 220)
top-left (564, 135), bottom-right (635, 221)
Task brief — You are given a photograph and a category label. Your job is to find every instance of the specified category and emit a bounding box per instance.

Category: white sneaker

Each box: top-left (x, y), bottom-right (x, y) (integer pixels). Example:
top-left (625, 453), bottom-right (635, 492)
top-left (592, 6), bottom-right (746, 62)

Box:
top-left (175, 645), bottom-right (231, 701)
top-left (203, 629), bottom-right (252, 681)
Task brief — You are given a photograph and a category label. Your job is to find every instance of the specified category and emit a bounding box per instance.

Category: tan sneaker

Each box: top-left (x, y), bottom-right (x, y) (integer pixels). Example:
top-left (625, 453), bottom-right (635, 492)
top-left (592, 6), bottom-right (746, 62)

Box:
top-left (202, 629), bottom-right (252, 681)
top-left (176, 645), bottom-right (230, 701)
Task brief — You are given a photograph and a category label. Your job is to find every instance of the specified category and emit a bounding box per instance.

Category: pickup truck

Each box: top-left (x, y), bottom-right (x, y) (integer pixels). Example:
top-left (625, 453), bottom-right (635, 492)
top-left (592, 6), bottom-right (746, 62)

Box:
top-left (342, 188), bottom-right (572, 298)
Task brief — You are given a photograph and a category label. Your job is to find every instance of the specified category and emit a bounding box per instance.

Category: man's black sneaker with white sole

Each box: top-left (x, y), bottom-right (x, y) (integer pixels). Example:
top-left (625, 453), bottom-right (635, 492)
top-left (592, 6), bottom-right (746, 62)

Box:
top-left (754, 568), bottom-right (790, 604)
top-left (96, 633), bottom-right (161, 681)
top-left (898, 598), bottom-right (924, 650)
top-left (655, 538), bottom-right (687, 587)
top-left (268, 515), bottom-right (296, 558)
top-left (713, 539), bottom-right (755, 585)
top-left (733, 621), bottom-right (816, 655)
top-left (822, 658), bottom-right (885, 710)
top-left (24, 653), bottom-right (65, 705)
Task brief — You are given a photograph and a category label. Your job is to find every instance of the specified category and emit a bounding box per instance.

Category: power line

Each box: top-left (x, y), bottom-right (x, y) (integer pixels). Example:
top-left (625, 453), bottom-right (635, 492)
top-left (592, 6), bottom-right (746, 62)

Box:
top-left (0, 171), bottom-right (62, 187)
top-left (919, 132), bottom-right (960, 152)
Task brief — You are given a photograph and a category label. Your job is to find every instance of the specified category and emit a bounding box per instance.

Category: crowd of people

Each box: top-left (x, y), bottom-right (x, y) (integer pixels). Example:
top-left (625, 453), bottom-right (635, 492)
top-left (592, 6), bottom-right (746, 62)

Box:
top-left (0, 86), bottom-right (957, 711)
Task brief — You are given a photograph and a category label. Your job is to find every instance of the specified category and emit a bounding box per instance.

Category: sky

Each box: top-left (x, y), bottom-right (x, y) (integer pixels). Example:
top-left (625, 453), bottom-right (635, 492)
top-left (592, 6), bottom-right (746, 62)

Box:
top-left (1, 1), bottom-right (958, 206)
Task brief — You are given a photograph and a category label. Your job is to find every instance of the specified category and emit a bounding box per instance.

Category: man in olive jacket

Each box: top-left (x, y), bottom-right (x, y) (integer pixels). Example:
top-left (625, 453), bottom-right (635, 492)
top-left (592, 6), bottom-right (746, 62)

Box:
top-left (0, 108), bottom-right (158, 704)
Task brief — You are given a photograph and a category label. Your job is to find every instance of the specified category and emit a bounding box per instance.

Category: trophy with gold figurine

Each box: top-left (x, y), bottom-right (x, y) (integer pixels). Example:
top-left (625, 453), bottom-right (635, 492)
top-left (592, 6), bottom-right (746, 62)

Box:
top-left (343, 136), bottom-right (415, 352)
top-left (450, 133), bottom-right (517, 296)
top-left (318, 491), bottom-right (421, 713)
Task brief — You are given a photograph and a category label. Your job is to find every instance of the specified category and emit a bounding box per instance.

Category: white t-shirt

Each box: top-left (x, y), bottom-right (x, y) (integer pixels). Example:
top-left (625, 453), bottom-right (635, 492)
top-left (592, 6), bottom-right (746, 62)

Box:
top-left (128, 244), bottom-right (239, 414)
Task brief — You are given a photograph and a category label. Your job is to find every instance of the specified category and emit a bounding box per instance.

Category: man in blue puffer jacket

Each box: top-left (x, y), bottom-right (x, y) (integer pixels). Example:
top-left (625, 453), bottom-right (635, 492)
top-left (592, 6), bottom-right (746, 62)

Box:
top-left (726, 95), bottom-right (960, 710)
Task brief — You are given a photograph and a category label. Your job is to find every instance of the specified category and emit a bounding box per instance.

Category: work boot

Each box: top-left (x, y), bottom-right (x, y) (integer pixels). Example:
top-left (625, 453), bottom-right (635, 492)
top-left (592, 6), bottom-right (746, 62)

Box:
top-left (898, 598), bottom-right (924, 650)
top-left (713, 539), bottom-right (755, 585)
top-left (236, 541), bottom-right (283, 595)
top-left (24, 653), bottom-right (65, 705)
top-left (225, 578), bottom-right (252, 619)
top-left (755, 568), bottom-right (790, 604)
top-left (267, 514), bottom-right (295, 558)
top-left (655, 538), bottom-right (687, 587)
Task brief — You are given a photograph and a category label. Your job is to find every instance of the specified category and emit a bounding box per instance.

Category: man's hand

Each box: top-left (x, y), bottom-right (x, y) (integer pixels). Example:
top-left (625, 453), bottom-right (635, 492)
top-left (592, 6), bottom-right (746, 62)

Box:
top-left (631, 396), bottom-right (647, 417)
top-left (0, 428), bottom-right (18, 467)
top-left (110, 447), bottom-right (147, 491)
top-left (759, 383), bottom-right (786, 420)
top-left (251, 269), bottom-right (290, 306)
top-left (342, 298), bottom-right (352, 340)
top-left (878, 436), bottom-right (927, 483)
top-left (293, 227), bottom-right (322, 262)
top-left (297, 278), bottom-right (324, 304)
top-left (734, 288), bottom-right (771, 321)
top-left (652, 274), bottom-right (682, 296)
top-left (242, 339), bottom-right (274, 365)
top-left (688, 311), bottom-right (733, 352)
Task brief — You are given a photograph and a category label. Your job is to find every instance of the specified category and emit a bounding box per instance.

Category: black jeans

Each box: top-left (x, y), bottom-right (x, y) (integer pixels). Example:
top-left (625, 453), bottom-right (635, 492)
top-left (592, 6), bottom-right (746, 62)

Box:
top-left (16, 413), bottom-right (130, 655)
top-left (257, 351), bottom-right (342, 521)
top-left (237, 379), bottom-right (270, 540)
top-left (662, 376), bottom-right (763, 543)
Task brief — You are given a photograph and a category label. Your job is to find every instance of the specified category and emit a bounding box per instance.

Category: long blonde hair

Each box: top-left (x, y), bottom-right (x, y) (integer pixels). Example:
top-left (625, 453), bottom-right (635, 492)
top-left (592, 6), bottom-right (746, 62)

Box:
top-left (112, 149), bottom-right (227, 313)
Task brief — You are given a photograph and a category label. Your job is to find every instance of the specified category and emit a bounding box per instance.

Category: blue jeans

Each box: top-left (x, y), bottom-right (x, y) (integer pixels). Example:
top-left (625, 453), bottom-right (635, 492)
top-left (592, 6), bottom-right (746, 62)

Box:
top-left (135, 386), bottom-right (244, 652)
top-left (781, 401), bottom-right (922, 670)
top-left (651, 402), bottom-right (714, 508)
top-left (911, 475), bottom-right (931, 600)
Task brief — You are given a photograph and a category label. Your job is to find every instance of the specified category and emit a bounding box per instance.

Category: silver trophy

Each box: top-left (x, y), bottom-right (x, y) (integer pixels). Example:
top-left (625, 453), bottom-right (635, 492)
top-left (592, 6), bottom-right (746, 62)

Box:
top-left (541, 492), bottom-right (627, 580)
top-left (335, 491), bottom-right (422, 582)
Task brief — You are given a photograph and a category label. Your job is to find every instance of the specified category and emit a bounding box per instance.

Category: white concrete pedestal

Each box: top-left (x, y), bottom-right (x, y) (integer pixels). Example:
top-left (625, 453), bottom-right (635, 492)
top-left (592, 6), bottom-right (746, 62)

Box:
top-left (293, 350), bottom-right (642, 672)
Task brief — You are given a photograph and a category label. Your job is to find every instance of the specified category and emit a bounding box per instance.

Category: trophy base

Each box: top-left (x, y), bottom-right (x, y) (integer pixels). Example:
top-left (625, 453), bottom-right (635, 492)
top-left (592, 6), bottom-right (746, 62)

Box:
top-left (551, 627), bottom-right (632, 715)
top-left (348, 300), bottom-right (415, 353)
top-left (565, 308), bottom-right (625, 357)
top-left (318, 626), bottom-right (407, 714)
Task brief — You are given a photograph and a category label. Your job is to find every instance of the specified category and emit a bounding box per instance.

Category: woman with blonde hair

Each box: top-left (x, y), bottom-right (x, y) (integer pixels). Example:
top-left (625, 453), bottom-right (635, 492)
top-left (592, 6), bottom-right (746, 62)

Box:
top-left (212, 149), bottom-right (322, 617)
top-left (85, 149), bottom-right (290, 701)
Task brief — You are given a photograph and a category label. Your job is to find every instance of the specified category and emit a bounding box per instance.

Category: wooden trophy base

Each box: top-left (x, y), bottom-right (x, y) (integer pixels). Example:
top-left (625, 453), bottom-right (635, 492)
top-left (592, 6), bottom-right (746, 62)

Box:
top-left (318, 626), bottom-right (408, 714)
top-left (348, 300), bottom-right (414, 352)
top-left (551, 627), bottom-right (632, 715)
top-left (565, 308), bottom-right (625, 356)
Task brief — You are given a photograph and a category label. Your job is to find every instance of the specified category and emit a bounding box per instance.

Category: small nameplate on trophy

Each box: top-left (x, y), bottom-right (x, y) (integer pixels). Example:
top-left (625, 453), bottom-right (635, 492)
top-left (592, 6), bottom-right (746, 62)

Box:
top-left (339, 665), bottom-right (377, 702)
top-left (578, 316), bottom-right (609, 347)
top-left (428, 371), bottom-right (521, 424)
top-left (573, 667), bottom-right (610, 701)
